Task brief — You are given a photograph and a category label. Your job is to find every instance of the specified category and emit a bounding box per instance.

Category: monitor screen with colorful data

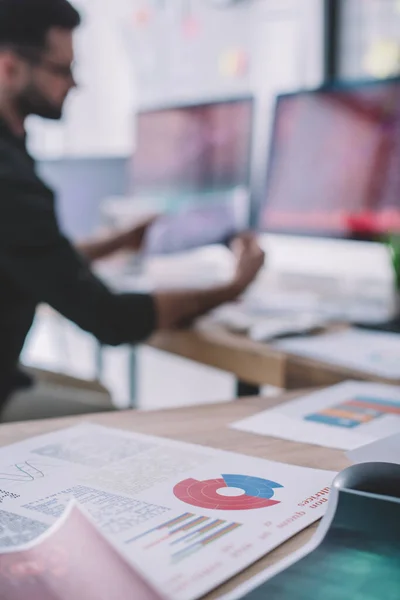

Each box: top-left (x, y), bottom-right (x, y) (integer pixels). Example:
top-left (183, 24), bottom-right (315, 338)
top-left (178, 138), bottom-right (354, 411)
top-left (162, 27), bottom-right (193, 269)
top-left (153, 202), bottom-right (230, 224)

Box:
top-left (259, 78), bottom-right (400, 240)
top-left (132, 98), bottom-right (254, 204)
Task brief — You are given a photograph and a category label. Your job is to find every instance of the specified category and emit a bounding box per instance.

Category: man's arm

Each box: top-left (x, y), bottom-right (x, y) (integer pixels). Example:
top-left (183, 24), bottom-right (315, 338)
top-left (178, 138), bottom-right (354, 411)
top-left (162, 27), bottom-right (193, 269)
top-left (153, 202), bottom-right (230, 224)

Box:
top-left (76, 229), bottom-right (134, 262)
top-left (0, 184), bottom-right (156, 345)
top-left (76, 216), bottom-right (158, 262)
top-left (1, 185), bottom-right (264, 345)
top-left (154, 235), bottom-right (264, 329)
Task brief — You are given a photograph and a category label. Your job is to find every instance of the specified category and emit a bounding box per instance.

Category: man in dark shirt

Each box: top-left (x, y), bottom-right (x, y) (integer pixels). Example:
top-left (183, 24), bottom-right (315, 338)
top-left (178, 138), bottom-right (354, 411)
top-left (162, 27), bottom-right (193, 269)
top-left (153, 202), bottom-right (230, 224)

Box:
top-left (0, 0), bottom-right (264, 408)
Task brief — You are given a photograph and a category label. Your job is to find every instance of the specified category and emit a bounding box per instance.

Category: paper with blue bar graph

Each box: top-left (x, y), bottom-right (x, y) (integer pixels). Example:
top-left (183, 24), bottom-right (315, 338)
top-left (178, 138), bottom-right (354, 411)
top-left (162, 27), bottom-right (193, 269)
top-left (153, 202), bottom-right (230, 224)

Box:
top-left (0, 424), bottom-right (334, 600)
top-left (232, 381), bottom-right (400, 451)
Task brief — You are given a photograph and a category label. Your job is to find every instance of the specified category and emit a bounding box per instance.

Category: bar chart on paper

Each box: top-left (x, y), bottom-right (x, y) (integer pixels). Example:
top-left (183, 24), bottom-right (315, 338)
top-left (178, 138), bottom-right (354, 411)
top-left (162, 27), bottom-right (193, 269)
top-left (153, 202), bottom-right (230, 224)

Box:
top-left (305, 395), bottom-right (400, 429)
top-left (231, 381), bottom-right (400, 450)
top-left (126, 512), bottom-right (241, 563)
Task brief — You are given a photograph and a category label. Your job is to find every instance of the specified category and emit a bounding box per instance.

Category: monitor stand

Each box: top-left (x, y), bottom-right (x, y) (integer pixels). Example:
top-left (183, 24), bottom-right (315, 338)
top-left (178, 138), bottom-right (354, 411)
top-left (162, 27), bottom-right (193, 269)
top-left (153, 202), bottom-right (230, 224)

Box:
top-left (355, 317), bottom-right (400, 335)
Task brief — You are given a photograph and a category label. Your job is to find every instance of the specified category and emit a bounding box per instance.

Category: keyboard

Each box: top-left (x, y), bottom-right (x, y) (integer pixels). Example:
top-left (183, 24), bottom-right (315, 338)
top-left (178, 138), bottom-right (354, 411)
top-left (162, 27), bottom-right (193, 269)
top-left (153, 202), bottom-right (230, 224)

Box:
top-left (212, 270), bottom-right (393, 335)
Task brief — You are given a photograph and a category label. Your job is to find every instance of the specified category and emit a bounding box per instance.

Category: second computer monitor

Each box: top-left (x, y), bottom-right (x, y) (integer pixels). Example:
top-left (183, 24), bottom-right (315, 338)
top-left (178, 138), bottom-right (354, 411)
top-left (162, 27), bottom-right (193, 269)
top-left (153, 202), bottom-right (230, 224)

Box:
top-left (258, 78), bottom-right (400, 240)
top-left (132, 97), bottom-right (254, 206)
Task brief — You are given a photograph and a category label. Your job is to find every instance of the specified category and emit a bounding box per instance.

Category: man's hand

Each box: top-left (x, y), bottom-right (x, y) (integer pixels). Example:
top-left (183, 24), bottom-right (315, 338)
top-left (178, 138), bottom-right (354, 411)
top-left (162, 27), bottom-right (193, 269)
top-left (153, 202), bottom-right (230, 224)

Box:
top-left (119, 215), bottom-right (159, 252)
top-left (230, 232), bottom-right (265, 293)
top-left (154, 233), bottom-right (265, 330)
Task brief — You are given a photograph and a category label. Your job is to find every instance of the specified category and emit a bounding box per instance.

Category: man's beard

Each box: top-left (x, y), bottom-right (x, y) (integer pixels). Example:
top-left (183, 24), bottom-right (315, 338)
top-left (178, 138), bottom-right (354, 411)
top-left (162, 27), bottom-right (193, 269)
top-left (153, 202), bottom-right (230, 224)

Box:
top-left (16, 83), bottom-right (63, 121)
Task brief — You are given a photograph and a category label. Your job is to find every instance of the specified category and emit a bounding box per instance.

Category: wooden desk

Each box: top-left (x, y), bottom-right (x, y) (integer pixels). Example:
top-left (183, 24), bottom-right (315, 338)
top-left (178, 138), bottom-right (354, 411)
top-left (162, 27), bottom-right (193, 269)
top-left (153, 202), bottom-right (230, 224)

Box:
top-left (150, 322), bottom-right (286, 389)
top-left (0, 393), bottom-right (350, 599)
top-left (149, 321), bottom-right (400, 392)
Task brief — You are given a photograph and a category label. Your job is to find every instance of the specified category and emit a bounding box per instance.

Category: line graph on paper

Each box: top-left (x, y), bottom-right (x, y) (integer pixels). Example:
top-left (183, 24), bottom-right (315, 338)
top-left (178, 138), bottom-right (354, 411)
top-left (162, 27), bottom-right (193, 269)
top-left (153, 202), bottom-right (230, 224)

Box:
top-left (125, 512), bottom-right (242, 564)
top-left (0, 460), bottom-right (62, 488)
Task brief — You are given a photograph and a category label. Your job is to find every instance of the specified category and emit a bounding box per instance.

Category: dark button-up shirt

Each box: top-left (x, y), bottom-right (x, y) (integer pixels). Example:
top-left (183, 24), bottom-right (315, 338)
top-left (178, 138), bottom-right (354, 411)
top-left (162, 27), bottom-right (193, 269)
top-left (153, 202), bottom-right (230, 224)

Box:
top-left (0, 119), bottom-right (156, 404)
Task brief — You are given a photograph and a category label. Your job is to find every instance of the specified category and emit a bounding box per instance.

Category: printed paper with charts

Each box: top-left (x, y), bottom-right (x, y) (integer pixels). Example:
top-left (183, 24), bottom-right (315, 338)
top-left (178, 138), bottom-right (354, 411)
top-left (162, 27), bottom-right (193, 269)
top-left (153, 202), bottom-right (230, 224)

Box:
top-left (232, 381), bottom-right (400, 451)
top-left (0, 423), bottom-right (334, 600)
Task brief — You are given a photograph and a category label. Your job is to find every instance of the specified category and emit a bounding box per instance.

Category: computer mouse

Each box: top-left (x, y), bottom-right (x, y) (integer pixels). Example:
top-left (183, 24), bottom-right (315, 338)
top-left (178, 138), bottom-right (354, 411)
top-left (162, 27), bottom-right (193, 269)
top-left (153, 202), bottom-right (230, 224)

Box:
top-left (333, 462), bottom-right (400, 499)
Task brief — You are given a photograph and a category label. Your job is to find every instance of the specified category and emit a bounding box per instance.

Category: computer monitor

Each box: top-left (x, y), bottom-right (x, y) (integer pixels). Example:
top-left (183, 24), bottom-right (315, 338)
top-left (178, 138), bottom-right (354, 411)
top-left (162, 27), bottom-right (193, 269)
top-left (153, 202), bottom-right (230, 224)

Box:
top-left (38, 157), bottom-right (129, 239)
top-left (258, 78), bottom-right (400, 240)
top-left (132, 97), bottom-right (254, 207)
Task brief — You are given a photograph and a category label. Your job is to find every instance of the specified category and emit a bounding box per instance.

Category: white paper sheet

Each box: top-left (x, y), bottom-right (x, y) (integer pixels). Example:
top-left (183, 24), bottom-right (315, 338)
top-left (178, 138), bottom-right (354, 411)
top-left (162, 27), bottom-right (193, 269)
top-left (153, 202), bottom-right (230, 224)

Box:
top-left (274, 329), bottom-right (400, 379)
top-left (347, 432), bottom-right (400, 465)
top-left (232, 381), bottom-right (400, 451)
top-left (0, 423), bottom-right (334, 600)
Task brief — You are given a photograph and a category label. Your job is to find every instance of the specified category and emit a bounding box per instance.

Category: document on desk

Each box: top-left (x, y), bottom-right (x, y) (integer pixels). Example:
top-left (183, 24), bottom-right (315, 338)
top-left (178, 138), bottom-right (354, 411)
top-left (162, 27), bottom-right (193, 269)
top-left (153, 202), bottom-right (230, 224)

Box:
top-left (347, 432), bottom-right (400, 465)
top-left (0, 503), bottom-right (163, 600)
top-left (273, 328), bottom-right (400, 379)
top-left (232, 381), bottom-right (400, 451)
top-left (0, 423), bottom-right (334, 600)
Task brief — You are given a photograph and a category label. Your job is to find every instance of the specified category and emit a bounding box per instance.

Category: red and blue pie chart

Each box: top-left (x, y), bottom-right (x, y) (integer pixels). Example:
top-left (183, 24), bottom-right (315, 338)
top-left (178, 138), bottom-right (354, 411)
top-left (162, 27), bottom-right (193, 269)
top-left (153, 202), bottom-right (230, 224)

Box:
top-left (173, 474), bottom-right (283, 510)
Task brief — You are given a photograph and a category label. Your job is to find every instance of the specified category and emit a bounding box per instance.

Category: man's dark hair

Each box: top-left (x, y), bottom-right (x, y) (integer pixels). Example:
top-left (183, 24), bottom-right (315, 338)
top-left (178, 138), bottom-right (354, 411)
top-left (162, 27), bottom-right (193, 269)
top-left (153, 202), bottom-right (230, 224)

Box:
top-left (0, 0), bottom-right (81, 51)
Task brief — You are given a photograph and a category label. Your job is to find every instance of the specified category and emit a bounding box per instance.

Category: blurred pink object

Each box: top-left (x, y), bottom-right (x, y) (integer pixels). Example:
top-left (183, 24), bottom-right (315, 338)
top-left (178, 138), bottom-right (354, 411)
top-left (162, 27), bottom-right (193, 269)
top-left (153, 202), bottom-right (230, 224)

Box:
top-left (0, 505), bottom-right (163, 600)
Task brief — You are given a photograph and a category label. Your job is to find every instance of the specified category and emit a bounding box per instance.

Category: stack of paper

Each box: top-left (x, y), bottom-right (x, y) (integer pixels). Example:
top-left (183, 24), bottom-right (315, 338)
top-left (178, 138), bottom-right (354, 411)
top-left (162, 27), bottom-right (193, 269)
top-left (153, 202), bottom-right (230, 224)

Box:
top-left (0, 423), bottom-right (334, 600)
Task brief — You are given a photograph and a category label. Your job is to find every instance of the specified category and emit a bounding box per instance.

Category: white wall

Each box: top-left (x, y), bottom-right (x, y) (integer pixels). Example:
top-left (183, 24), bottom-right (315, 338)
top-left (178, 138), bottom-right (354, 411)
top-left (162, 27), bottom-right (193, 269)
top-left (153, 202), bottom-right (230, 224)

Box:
top-left (28, 0), bottom-right (324, 159)
top-left (28, 0), bottom-right (136, 158)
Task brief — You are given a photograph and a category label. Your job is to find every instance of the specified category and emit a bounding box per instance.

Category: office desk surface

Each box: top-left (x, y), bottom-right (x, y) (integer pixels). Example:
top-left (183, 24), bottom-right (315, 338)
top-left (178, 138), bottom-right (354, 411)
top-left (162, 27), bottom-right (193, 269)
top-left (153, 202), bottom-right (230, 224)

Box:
top-left (149, 320), bottom-right (400, 390)
top-left (0, 393), bottom-right (349, 599)
top-left (98, 254), bottom-right (397, 391)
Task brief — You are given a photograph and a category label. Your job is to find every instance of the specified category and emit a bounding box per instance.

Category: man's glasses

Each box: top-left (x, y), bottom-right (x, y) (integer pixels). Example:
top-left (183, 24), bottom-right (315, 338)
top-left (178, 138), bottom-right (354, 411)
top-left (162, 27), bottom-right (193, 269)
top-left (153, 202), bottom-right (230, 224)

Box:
top-left (13, 46), bottom-right (75, 80)
top-left (37, 56), bottom-right (75, 80)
